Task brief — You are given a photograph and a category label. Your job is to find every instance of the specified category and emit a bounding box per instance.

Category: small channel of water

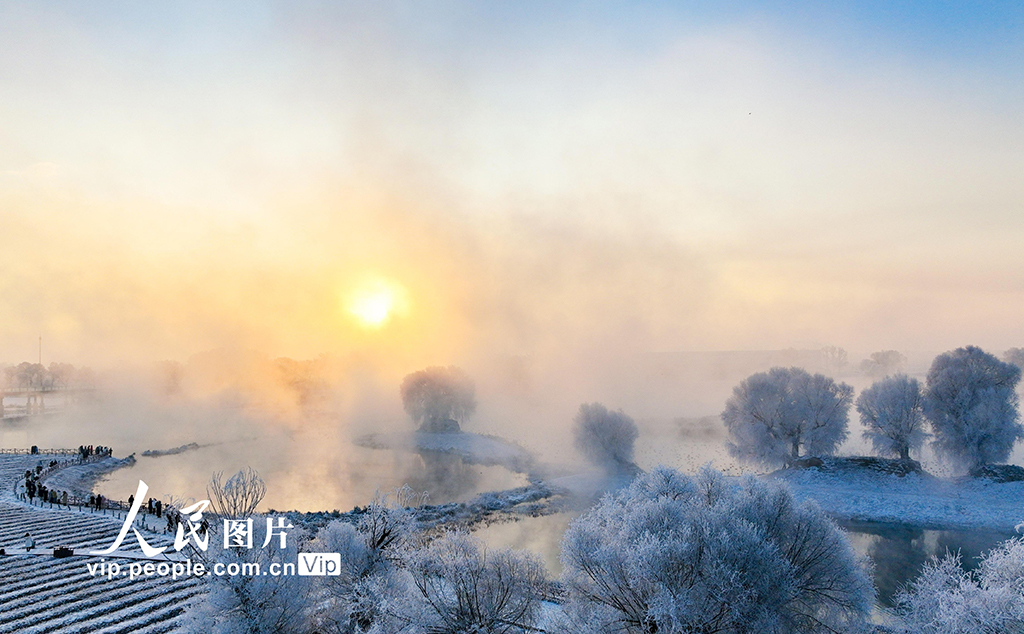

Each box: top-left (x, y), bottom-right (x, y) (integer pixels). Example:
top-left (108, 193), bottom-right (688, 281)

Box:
top-left (474, 513), bottom-right (1016, 610)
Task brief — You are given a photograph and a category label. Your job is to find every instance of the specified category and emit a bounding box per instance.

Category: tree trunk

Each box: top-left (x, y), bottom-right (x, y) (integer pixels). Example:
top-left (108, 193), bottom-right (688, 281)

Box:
top-left (899, 446), bottom-right (910, 461)
top-left (791, 438), bottom-right (800, 461)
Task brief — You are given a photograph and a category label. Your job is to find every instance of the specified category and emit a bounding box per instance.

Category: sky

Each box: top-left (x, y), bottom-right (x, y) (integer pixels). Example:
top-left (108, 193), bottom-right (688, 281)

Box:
top-left (1, 0), bottom-right (1023, 369)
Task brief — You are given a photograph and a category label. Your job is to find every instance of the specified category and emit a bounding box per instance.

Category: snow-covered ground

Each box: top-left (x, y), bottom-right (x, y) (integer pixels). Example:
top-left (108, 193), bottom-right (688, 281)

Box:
top-left (41, 455), bottom-right (137, 500)
top-left (0, 453), bottom-right (202, 633)
top-left (356, 429), bottom-right (1024, 533)
top-left (775, 464), bottom-right (1024, 532)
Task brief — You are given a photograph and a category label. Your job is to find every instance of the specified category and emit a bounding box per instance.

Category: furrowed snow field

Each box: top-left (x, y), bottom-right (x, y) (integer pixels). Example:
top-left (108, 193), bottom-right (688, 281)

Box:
top-left (0, 454), bottom-right (203, 634)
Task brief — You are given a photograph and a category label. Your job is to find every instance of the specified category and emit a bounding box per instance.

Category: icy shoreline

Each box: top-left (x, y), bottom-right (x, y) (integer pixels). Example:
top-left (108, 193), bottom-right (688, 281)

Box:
top-left (40, 455), bottom-right (137, 500)
top-left (141, 442), bottom-right (203, 457)
top-left (18, 444), bottom-right (1024, 534)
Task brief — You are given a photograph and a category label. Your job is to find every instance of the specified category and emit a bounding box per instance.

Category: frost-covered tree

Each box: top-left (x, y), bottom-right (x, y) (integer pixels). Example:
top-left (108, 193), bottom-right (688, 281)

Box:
top-left (1003, 347), bottom-right (1024, 370)
top-left (400, 366), bottom-right (477, 432)
top-left (4, 362), bottom-right (48, 389)
top-left (208, 468), bottom-right (267, 519)
top-left (857, 374), bottom-right (927, 460)
top-left (897, 537), bottom-right (1024, 634)
top-left (313, 521), bottom-right (377, 633)
top-left (722, 367), bottom-right (854, 468)
top-left (182, 521), bottom-right (315, 634)
top-left (924, 346), bottom-right (1023, 470)
top-left (820, 345), bottom-right (848, 374)
top-left (573, 402), bottom-right (640, 473)
top-left (859, 350), bottom-right (907, 378)
top-left (558, 466), bottom-right (873, 634)
top-left (397, 533), bottom-right (547, 634)
top-left (47, 361), bottom-right (76, 388)
top-left (310, 487), bottom-right (419, 634)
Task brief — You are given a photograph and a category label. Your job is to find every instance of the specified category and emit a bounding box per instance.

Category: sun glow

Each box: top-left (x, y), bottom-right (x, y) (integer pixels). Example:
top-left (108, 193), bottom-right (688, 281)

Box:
top-left (345, 279), bottom-right (409, 328)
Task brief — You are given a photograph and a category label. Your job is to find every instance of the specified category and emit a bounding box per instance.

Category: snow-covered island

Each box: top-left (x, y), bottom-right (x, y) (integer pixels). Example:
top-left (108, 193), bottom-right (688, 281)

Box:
top-left (355, 430), bottom-right (536, 475)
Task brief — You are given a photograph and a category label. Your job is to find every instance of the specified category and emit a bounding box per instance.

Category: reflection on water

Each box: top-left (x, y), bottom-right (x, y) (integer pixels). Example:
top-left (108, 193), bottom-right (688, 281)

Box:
top-left (9, 411), bottom-right (1015, 610)
top-left (93, 439), bottom-right (527, 512)
top-left (404, 452), bottom-right (482, 501)
top-left (474, 513), bottom-right (1016, 612)
top-left (473, 513), bottom-right (577, 575)
top-left (2, 402), bottom-right (527, 513)
top-left (842, 521), bottom-right (1015, 607)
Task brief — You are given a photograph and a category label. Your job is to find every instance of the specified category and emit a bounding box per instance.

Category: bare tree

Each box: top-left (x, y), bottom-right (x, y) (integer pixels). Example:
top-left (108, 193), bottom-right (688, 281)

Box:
top-left (208, 467), bottom-right (267, 519)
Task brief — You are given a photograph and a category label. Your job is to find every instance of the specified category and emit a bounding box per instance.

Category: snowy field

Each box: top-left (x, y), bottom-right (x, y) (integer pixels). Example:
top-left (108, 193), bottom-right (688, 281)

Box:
top-left (775, 464), bottom-right (1024, 532)
top-left (0, 454), bottom-right (202, 634)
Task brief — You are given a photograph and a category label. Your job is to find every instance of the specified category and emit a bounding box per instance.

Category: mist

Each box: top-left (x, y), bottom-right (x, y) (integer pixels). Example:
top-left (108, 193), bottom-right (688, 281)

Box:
top-left (2, 2), bottom-right (1023, 510)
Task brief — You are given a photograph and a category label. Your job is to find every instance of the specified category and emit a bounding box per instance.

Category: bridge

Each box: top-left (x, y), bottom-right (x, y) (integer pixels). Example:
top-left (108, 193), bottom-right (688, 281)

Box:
top-left (0, 386), bottom-right (94, 418)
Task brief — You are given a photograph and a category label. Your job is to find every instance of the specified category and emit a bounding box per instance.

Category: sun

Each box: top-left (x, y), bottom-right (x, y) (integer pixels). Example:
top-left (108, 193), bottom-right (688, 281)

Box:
top-left (345, 279), bottom-right (409, 328)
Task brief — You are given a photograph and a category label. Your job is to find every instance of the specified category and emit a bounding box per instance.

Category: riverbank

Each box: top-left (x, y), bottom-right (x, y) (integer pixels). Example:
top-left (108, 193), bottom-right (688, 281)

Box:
top-left (41, 455), bottom-right (137, 500)
top-left (775, 460), bottom-right (1024, 532)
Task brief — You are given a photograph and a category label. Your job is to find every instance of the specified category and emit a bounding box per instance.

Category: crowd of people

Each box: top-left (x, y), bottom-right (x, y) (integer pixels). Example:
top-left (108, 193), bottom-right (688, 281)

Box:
top-left (126, 493), bottom-right (165, 518)
top-left (77, 445), bottom-right (112, 460)
top-left (15, 445), bottom-right (118, 507)
top-left (21, 466), bottom-right (73, 507)
top-left (17, 450), bottom-right (185, 538)
top-left (7, 443), bottom-right (215, 562)
top-left (22, 467), bottom-right (69, 505)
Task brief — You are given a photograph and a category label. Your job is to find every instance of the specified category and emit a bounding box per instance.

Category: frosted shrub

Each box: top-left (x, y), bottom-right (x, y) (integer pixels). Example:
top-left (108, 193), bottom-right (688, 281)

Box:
top-left (182, 521), bottom-right (315, 634)
top-left (397, 533), bottom-right (547, 634)
top-left (559, 466), bottom-right (873, 634)
top-left (897, 537), bottom-right (1024, 633)
top-left (313, 491), bottom-right (416, 634)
